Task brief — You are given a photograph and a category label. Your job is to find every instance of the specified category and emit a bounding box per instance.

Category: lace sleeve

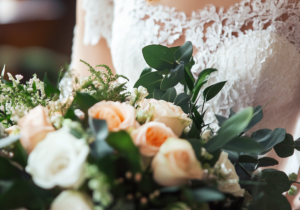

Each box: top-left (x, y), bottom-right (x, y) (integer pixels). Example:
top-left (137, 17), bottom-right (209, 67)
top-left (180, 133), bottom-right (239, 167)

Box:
top-left (82, 0), bottom-right (114, 47)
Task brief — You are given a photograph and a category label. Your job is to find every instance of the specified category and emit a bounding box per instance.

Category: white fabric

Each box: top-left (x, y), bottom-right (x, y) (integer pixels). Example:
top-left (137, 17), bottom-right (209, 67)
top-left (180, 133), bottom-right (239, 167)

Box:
top-left (79, 0), bottom-right (300, 174)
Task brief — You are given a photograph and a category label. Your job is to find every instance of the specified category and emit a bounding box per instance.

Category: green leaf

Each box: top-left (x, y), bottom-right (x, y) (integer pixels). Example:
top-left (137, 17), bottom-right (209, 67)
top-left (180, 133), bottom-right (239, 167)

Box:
top-left (88, 118), bottom-right (112, 159)
top-left (169, 46), bottom-right (180, 54)
top-left (274, 134), bottom-right (294, 158)
top-left (261, 169), bottom-right (291, 194)
top-left (223, 137), bottom-right (263, 153)
top-left (161, 88), bottom-right (176, 102)
top-left (0, 179), bottom-right (56, 210)
top-left (134, 71), bottom-right (163, 95)
top-left (251, 129), bottom-right (272, 143)
top-left (184, 58), bottom-right (195, 91)
top-left (0, 135), bottom-right (20, 149)
top-left (10, 141), bottom-right (27, 167)
top-left (256, 128), bottom-right (286, 154)
top-left (186, 139), bottom-right (202, 160)
top-left (238, 155), bottom-right (258, 163)
top-left (294, 138), bottom-right (300, 151)
top-left (174, 41), bottom-right (193, 64)
top-left (43, 73), bottom-right (60, 98)
top-left (160, 64), bottom-right (184, 90)
top-left (257, 157), bottom-right (279, 168)
top-left (0, 156), bottom-right (21, 180)
top-left (106, 131), bottom-right (141, 172)
top-left (205, 107), bottom-right (253, 153)
top-left (215, 114), bottom-right (227, 126)
top-left (191, 68), bottom-right (217, 102)
top-left (142, 45), bottom-right (175, 71)
top-left (188, 123), bottom-right (201, 138)
top-left (249, 192), bottom-right (291, 210)
top-left (73, 92), bottom-right (98, 114)
top-left (153, 89), bottom-right (165, 100)
top-left (192, 187), bottom-right (225, 203)
top-left (140, 67), bottom-right (152, 77)
top-left (192, 108), bottom-right (204, 130)
top-left (174, 93), bottom-right (190, 114)
top-left (203, 81), bottom-right (227, 102)
top-left (244, 106), bottom-right (263, 132)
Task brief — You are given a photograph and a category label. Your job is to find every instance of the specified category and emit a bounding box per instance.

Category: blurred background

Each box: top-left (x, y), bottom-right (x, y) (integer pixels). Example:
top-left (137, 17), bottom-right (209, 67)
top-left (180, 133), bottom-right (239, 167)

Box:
top-left (0, 0), bottom-right (76, 83)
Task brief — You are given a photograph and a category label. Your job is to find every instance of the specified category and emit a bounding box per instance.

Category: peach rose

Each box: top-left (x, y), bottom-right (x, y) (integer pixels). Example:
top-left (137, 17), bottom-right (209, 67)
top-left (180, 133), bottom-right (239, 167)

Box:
top-left (18, 105), bottom-right (55, 153)
top-left (152, 138), bottom-right (203, 186)
top-left (88, 101), bottom-right (139, 132)
top-left (138, 99), bottom-right (192, 136)
top-left (131, 122), bottom-right (177, 157)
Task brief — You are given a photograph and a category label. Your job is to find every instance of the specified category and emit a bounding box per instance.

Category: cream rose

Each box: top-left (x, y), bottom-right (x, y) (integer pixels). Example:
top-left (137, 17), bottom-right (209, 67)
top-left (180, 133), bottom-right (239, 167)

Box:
top-left (51, 191), bottom-right (93, 210)
top-left (214, 152), bottom-right (245, 197)
top-left (131, 122), bottom-right (177, 157)
top-left (152, 138), bottom-right (203, 186)
top-left (138, 99), bottom-right (192, 136)
top-left (26, 128), bottom-right (89, 189)
top-left (88, 101), bottom-right (139, 132)
top-left (18, 105), bottom-right (55, 153)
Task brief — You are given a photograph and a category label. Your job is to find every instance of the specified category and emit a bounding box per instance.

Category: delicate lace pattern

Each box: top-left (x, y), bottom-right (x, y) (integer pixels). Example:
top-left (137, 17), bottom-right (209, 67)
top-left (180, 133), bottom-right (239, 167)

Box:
top-left (82, 0), bottom-right (300, 129)
top-left (82, 0), bottom-right (114, 46)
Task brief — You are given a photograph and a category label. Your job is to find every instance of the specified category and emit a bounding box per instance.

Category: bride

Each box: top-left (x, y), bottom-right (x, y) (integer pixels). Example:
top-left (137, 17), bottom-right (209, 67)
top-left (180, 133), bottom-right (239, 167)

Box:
top-left (71, 0), bottom-right (300, 207)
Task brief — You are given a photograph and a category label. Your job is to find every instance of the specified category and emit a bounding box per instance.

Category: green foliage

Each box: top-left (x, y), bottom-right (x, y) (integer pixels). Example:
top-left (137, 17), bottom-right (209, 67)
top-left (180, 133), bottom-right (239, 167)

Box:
top-left (79, 60), bottom-right (129, 102)
top-left (205, 107), bottom-right (253, 152)
top-left (106, 131), bottom-right (141, 172)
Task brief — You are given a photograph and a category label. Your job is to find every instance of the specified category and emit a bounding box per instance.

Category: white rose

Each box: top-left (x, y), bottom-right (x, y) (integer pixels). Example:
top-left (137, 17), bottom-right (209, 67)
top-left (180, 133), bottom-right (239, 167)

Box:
top-left (214, 152), bottom-right (245, 197)
top-left (51, 191), bottom-right (93, 210)
top-left (139, 99), bottom-right (192, 136)
top-left (152, 138), bottom-right (203, 186)
top-left (26, 128), bottom-right (89, 189)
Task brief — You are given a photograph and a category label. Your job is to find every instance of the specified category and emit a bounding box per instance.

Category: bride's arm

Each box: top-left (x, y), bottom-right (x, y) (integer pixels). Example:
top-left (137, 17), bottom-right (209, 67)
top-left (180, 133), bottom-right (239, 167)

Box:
top-left (72, 0), bottom-right (115, 77)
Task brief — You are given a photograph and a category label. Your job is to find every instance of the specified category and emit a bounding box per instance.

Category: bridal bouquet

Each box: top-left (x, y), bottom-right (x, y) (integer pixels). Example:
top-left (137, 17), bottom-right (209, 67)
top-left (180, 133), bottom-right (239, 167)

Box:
top-left (0, 42), bottom-right (298, 210)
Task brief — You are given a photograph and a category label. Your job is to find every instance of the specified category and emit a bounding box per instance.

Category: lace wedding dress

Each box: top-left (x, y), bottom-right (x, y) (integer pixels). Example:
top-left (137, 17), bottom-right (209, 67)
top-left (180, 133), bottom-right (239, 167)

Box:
top-left (73, 0), bottom-right (300, 176)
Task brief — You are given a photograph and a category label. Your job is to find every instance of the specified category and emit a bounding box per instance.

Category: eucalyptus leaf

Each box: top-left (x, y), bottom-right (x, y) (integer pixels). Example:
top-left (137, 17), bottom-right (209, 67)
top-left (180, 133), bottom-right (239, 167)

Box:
top-left (88, 118), bottom-right (112, 159)
top-left (73, 92), bottom-right (98, 114)
top-left (205, 107), bottom-right (253, 152)
top-left (223, 137), bottom-right (263, 153)
top-left (257, 157), bottom-right (279, 168)
top-left (192, 188), bottom-right (225, 203)
top-left (160, 64), bottom-right (184, 90)
top-left (188, 123), bottom-right (201, 138)
top-left (251, 129), bottom-right (272, 143)
top-left (161, 88), bottom-right (177, 102)
top-left (203, 81), bottom-right (227, 102)
top-left (244, 106), bottom-right (263, 132)
top-left (140, 67), bottom-right (152, 77)
top-left (169, 46), bottom-right (180, 54)
top-left (142, 45), bottom-right (175, 71)
top-left (215, 114), bottom-right (227, 127)
top-left (153, 89), bottom-right (165, 100)
top-left (191, 68), bottom-right (217, 102)
top-left (174, 93), bottom-right (190, 114)
top-left (174, 41), bottom-right (193, 64)
top-left (261, 169), bottom-right (291, 194)
top-left (0, 135), bottom-right (20, 149)
top-left (186, 139), bottom-right (202, 160)
top-left (249, 192), bottom-right (291, 210)
top-left (274, 134), bottom-right (294, 158)
top-left (294, 138), bottom-right (300, 151)
top-left (184, 59), bottom-right (195, 91)
top-left (257, 128), bottom-right (286, 154)
top-left (134, 71), bottom-right (163, 95)
top-left (106, 131), bottom-right (141, 172)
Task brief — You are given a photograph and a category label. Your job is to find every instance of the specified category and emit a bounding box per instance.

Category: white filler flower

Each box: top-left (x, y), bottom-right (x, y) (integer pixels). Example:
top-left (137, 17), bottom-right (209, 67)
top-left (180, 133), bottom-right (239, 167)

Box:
top-left (26, 128), bottom-right (89, 189)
